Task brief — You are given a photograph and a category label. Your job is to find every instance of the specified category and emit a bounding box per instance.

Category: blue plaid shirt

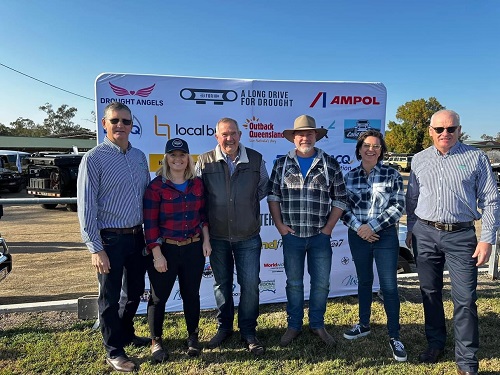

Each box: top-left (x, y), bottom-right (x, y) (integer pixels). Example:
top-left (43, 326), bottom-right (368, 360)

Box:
top-left (342, 162), bottom-right (405, 232)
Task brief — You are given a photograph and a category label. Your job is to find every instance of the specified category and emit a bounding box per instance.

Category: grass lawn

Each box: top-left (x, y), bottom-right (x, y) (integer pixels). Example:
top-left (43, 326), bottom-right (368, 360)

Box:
top-left (0, 274), bottom-right (499, 375)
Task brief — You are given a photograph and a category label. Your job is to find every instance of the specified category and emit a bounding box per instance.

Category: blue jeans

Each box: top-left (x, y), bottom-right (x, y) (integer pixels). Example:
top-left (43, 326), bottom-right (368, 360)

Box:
top-left (98, 230), bottom-right (146, 357)
top-left (209, 235), bottom-right (262, 339)
top-left (348, 226), bottom-right (400, 339)
top-left (282, 232), bottom-right (332, 330)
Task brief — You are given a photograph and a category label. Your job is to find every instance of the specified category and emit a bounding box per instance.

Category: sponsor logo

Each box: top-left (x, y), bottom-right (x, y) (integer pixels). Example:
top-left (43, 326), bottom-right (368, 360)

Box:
top-left (262, 239), bottom-right (282, 250)
top-left (260, 213), bottom-right (275, 227)
top-left (240, 89), bottom-right (294, 107)
top-left (232, 283), bottom-right (240, 297)
top-left (263, 262), bottom-right (285, 273)
top-left (331, 239), bottom-right (344, 248)
top-left (344, 119), bottom-right (382, 142)
top-left (100, 82), bottom-right (163, 106)
top-left (259, 280), bottom-right (276, 294)
top-left (341, 274), bottom-right (359, 287)
top-left (173, 289), bottom-right (183, 300)
top-left (310, 92), bottom-right (381, 108)
top-left (154, 115), bottom-right (215, 138)
top-left (140, 290), bottom-right (151, 303)
top-left (203, 262), bottom-right (213, 278)
top-left (340, 256), bottom-right (350, 265)
top-left (242, 116), bottom-right (284, 144)
top-left (180, 88), bottom-right (237, 105)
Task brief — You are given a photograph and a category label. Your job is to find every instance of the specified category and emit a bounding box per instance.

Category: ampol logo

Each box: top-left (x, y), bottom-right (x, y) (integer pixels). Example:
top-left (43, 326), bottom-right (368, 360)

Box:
top-left (202, 262), bottom-right (213, 278)
top-left (310, 92), bottom-right (381, 108)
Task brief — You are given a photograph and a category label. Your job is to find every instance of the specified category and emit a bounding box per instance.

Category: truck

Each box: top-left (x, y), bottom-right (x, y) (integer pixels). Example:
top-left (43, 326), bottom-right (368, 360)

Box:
top-left (26, 153), bottom-right (83, 211)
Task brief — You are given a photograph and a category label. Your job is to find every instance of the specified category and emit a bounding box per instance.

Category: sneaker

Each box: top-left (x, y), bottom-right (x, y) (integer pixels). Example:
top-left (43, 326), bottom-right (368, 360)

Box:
top-left (187, 329), bottom-right (201, 357)
top-left (280, 328), bottom-right (301, 347)
top-left (242, 336), bottom-right (265, 356)
top-left (207, 329), bottom-right (233, 349)
top-left (389, 338), bottom-right (407, 362)
top-left (343, 324), bottom-right (371, 340)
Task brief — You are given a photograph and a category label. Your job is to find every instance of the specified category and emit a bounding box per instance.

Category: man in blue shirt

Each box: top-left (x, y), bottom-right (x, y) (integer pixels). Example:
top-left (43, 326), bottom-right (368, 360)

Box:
top-left (78, 102), bottom-right (151, 372)
top-left (406, 109), bottom-right (500, 375)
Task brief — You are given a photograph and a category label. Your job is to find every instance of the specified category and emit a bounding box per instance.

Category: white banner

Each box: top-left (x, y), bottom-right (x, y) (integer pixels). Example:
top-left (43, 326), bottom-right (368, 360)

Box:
top-left (95, 74), bottom-right (386, 314)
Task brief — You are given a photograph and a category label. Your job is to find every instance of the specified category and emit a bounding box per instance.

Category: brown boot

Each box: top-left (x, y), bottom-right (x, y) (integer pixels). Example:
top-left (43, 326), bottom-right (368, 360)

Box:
top-left (151, 337), bottom-right (168, 363)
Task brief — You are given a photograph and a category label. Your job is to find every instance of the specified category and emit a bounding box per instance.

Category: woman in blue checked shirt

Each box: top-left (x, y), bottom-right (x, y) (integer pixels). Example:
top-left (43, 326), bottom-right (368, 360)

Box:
top-left (341, 130), bottom-right (407, 362)
top-left (143, 138), bottom-right (212, 362)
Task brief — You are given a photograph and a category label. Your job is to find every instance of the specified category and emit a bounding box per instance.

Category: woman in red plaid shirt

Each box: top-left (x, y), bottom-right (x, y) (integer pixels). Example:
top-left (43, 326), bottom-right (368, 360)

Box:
top-left (143, 138), bottom-right (211, 362)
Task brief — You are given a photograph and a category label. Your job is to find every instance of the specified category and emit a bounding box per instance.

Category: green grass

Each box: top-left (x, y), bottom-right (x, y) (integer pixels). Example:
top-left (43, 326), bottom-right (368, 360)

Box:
top-left (1, 276), bottom-right (499, 374)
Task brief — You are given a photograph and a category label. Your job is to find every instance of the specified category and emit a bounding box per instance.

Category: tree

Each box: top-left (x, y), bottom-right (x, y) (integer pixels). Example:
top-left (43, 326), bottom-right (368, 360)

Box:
top-left (39, 103), bottom-right (83, 135)
top-left (9, 117), bottom-right (47, 137)
top-left (385, 97), bottom-right (445, 153)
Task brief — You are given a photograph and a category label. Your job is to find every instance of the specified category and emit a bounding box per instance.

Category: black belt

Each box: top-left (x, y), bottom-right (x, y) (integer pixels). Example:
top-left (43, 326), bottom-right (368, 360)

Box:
top-left (418, 219), bottom-right (474, 232)
top-left (102, 225), bottom-right (143, 234)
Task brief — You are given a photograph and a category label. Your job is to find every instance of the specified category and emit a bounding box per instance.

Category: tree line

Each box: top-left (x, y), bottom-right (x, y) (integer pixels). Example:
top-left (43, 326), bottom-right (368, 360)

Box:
top-left (1, 99), bottom-right (498, 153)
top-left (0, 103), bottom-right (95, 137)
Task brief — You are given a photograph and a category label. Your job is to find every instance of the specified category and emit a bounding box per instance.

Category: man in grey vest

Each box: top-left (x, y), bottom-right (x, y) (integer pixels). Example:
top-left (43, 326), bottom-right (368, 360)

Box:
top-left (196, 117), bottom-right (269, 355)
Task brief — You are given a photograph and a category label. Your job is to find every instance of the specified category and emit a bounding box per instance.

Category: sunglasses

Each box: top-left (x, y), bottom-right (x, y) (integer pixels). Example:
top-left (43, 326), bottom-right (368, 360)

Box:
top-left (108, 118), bottom-right (132, 125)
top-left (430, 125), bottom-right (458, 134)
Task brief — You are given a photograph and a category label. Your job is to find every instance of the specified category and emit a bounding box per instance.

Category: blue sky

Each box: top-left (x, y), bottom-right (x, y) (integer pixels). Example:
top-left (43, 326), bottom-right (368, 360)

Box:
top-left (1, 0), bottom-right (498, 140)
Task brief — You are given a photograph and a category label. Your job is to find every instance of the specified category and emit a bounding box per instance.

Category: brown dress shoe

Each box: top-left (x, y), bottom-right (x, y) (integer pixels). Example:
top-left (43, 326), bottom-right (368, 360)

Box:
top-left (418, 348), bottom-right (444, 363)
top-left (280, 328), bottom-right (301, 346)
top-left (310, 327), bottom-right (336, 346)
top-left (457, 367), bottom-right (478, 375)
top-left (151, 337), bottom-right (169, 363)
top-left (106, 355), bottom-right (137, 372)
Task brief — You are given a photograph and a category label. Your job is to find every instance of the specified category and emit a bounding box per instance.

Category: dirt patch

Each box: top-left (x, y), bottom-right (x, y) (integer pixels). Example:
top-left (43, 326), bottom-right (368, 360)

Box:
top-left (0, 193), bottom-right (96, 305)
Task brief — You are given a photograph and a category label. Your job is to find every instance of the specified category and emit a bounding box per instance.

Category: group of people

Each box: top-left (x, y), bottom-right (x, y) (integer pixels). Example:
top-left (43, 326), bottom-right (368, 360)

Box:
top-left (78, 103), bottom-right (499, 375)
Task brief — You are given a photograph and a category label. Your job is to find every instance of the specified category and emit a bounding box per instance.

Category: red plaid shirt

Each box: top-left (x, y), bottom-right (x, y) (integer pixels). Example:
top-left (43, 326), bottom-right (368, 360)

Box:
top-left (143, 176), bottom-right (208, 251)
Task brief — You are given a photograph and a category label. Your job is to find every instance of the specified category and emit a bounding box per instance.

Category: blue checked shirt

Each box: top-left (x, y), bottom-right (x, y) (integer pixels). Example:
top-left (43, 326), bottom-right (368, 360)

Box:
top-left (342, 162), bottom-right (405, 232)
top-left (267, 148), bottom-right (348, 238)
top-left (406, 142), bottom-right (500, 244)
top-left (77, 137), bottom-right (151, 253)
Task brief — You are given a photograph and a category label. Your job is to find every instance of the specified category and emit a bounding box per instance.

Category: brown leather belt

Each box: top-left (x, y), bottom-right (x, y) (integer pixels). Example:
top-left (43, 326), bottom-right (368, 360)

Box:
top-left (164, 233), bottom-right (200, 246)
top-left (102, 225), bottom-right (143, 234)
top-left (418, 219), bottom-right (474, 232)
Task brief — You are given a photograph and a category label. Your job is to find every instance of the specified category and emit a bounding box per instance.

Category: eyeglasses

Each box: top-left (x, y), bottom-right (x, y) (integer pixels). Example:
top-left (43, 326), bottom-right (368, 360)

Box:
top-left (429, 125), bottom-right (458, 134)
top-left (362, 143), bottom-right (382, 150)
top-left (108, 118), bottom-right (132, 125)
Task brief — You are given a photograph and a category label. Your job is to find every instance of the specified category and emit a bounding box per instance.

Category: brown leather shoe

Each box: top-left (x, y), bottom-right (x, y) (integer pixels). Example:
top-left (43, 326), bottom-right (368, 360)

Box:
top-left (457, 367), bottom-right (478, 375)
top-left (151, 337), bottom-right (168, 363)
top-left (280, 328), bottom-right (301, 346)
top-left (310, 327), bottom-right (336, 346)
top-left (106, 355), bottom-right (137, 372)
top-left (418, 348), bottom-right (444, 363)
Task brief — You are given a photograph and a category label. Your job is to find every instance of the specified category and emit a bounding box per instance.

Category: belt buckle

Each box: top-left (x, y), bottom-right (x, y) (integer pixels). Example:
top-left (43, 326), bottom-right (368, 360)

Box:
top-left (435, 222), bottom-right (445, 231)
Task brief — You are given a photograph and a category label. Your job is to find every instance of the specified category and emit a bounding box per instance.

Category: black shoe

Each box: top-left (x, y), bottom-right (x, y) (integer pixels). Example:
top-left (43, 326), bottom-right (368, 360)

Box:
top-left (151, 337), bottom-right (168, 363)
top-left (207, 329), bottom-right (233, 349)
top-left (242, 336), bottom-right (265, 356)
top-left (126, 335), bottom-right (151, 347)
top-left (106, 355), bottom-right (137, 372)
top-left (418, 347), bottom-right (443, 363)
top-left (187, 329), bottom-right (201, 357)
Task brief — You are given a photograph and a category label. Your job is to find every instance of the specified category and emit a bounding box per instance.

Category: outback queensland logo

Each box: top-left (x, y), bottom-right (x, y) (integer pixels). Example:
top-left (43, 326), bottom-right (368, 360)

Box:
top-left (259, 280), bottom-right (277, 294)
top-left (310, 92), bottom-right (381, 108)
top-left (100, 82), bottom-right (164, 106)
top-left (103, 115), bottom-right (143, 139)
top-left (180, 88), bottom-right (237, 105)
top-left (242, 116), bottom-right (284, 144)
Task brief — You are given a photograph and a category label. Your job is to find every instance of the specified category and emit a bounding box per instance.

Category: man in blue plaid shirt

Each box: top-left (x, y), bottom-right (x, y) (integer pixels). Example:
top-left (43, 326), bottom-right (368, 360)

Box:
top-left (268, 115), bottom-right (347, 347)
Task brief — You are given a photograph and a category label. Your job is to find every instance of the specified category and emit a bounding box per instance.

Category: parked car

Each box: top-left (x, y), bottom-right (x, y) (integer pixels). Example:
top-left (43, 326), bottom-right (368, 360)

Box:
top-left (384, 154), bottom-right (413, 172)
top-left (397, 223), bottom-right (415, 274)
top-left (0, 167), bottom-right (24, 193)
top-left (491, 163), bottom-right (500, 192)
top-left (0, 235), bottom-right (12, 283)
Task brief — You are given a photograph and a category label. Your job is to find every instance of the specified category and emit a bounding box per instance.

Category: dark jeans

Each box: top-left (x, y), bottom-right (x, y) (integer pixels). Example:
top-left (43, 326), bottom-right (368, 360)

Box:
top-left (98, 230), bottom-right (147, 358)
top-left (348, 226), bottom-right (401, 339)
top-left (209, 235), bottom-right (262, 339)
top-left (147, 241), bottom-right (205, 337)
top-left (413, 220), bottom-right (479, 372)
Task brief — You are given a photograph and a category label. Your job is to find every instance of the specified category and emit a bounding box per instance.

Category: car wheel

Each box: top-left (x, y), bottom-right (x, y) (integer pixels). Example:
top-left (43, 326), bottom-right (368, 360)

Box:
top-left (397, 255), bottom-right (412, 274)
top-left (41, 204), bottom-right (58, 209)
top-left (66, 204), bottom-right (77, 212)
